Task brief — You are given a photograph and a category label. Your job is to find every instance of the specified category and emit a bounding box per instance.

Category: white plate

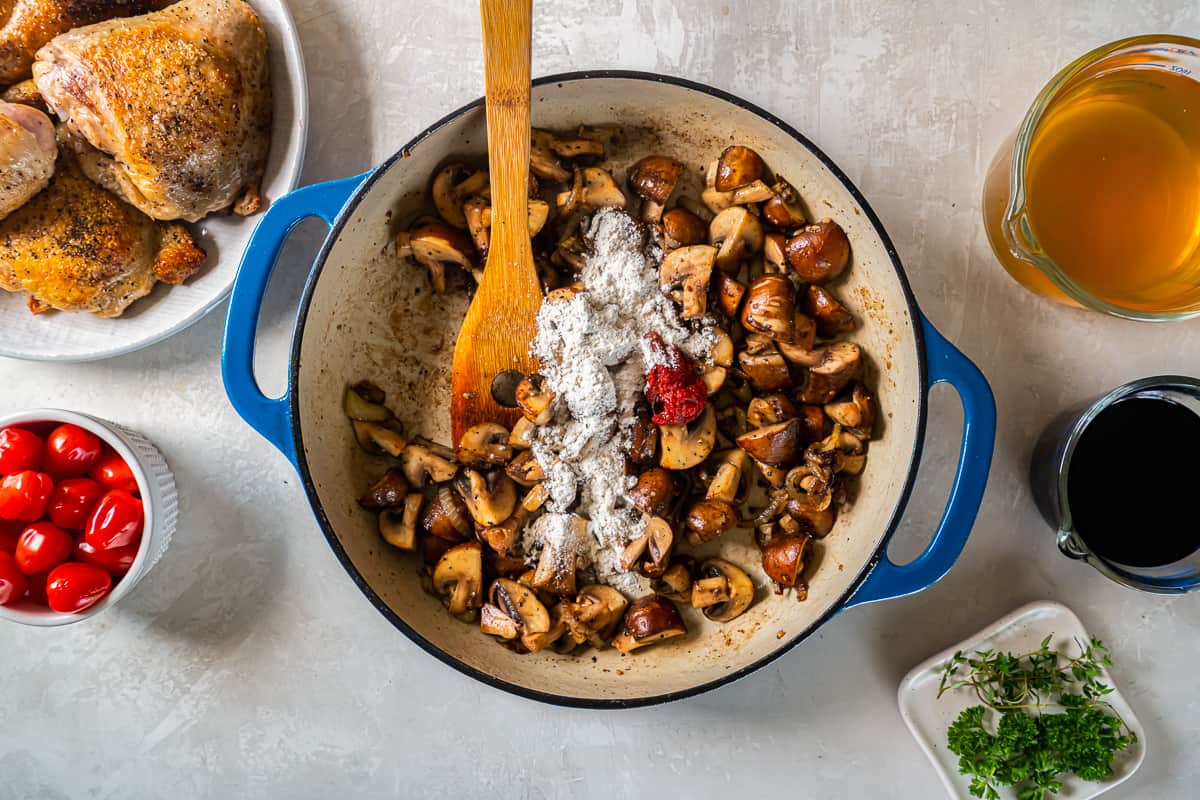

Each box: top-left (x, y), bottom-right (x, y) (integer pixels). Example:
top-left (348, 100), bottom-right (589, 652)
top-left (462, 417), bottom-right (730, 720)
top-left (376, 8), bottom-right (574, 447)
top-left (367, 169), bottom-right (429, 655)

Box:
top-left (898, 601), bottom-right (1146, 800)
top-left (0, 0), bottom-right (308, 362)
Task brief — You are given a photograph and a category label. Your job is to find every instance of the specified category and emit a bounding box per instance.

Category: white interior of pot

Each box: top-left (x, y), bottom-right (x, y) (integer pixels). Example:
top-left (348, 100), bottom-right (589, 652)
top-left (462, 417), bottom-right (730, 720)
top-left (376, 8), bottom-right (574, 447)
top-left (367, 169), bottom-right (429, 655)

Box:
top-left (295, 76), bottom-right (923, 703)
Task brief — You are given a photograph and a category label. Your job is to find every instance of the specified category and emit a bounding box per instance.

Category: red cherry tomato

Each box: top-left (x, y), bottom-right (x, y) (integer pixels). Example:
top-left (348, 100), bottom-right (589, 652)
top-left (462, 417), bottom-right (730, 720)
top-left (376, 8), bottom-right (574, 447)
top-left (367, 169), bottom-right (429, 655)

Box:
top-left (0, 519), bottom-right (20, 553)
top-left (89, 447), bottom-right (139, 494)
top-left (14, 522), bottom-right (73, 575)
top-left (74, 539), bottom-right (138, 576)
top-left (44, 424), bottom-right (103, 479)
top-left (47, 478), bottom-right (104, 530)
top-left (0, 470), bottom-right (54, 522)
top-left (0, 426), bottom-right (43, 473)
top-left (84, 490), bottom-right (144, 551)
top-left (24, 571), bottom-right (49, 605)
top-left (0, 552), bottom-right (27, 605)
top-left (45, 562), bottom-right (111, 613)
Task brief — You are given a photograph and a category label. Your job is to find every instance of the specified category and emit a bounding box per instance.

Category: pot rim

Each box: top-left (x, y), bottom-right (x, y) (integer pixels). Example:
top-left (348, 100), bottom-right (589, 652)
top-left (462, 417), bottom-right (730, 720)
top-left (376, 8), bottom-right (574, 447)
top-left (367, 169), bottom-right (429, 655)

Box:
top-left (287, 69), bottom-right (930, 708)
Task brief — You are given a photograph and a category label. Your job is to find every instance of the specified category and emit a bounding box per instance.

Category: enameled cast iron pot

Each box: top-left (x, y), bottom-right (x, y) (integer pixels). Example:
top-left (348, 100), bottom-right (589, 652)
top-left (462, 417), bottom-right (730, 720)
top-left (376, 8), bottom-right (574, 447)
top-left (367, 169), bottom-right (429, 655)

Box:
top-left (221, 72), bottom-right (997, 707)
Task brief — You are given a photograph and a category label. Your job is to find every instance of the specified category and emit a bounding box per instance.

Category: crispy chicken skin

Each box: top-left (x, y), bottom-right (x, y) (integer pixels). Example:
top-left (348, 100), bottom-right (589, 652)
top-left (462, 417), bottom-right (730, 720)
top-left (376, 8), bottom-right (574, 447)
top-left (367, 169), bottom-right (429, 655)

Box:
top-left (33, 0), bottom-right (272, 222)
top-left (0, 148), bottom-right (204, 317)
top-left (0, 0), bottom-right (171, 85)
top-left (0, 98), bottom-right (54, 219)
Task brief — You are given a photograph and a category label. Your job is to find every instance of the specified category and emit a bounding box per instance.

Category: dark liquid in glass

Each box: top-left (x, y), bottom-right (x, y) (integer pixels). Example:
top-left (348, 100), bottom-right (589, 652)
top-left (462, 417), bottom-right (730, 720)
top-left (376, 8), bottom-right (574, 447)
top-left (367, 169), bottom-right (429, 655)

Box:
top-left (1067, 397), bottom-right (1200, 567)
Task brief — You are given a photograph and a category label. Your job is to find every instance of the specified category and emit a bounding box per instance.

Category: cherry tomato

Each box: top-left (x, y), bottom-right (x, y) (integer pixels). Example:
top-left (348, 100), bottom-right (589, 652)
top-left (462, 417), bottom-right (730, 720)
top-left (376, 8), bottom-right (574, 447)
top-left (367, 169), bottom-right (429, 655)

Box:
top-left (44, 424), bottom-right (103, 479)
top-left (47, 478), bottom-right (104, 530)
top-left (84, 491), bottom-right (144, 551)
top-left (24, 571), bottom-right (48, 606)
top-left (0, 552), bottom-right (26, 605)
top-left (0, 426), bottom-right (43, 473)
top-left (45, 563), bottom-right (111, 613)
top-left (0, 470), bottom-right (54, 522)
top-left (74, 539), bottom-right (138, 577)
top-left (0, 519), bottom-right (20, 553)
top-left (14, 522), bottom-right (73, 575)
top-left (89, 447), bottom-right (139, 494)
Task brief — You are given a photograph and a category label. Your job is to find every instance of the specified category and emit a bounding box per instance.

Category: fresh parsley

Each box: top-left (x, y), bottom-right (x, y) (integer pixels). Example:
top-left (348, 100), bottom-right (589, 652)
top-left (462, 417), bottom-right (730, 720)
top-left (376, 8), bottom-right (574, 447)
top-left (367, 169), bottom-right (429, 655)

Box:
top-left (937, 636), bottom-right (1137, 800)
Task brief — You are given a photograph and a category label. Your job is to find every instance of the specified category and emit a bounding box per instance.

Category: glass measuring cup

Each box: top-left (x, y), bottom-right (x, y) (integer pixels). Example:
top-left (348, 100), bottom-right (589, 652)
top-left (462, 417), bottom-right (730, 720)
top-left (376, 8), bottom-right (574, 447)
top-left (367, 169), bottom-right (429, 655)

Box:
top-left (1031, 376), bottom-right (1200, 593)
top-left (983, 35), bottom-right (1200, 321)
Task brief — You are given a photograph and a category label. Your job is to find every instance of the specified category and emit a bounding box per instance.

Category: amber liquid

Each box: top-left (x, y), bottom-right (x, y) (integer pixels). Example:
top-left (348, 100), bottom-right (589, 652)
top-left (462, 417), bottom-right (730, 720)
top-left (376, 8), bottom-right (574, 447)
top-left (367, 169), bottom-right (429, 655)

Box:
top-left (986, 67), bottom-right (1200, 312)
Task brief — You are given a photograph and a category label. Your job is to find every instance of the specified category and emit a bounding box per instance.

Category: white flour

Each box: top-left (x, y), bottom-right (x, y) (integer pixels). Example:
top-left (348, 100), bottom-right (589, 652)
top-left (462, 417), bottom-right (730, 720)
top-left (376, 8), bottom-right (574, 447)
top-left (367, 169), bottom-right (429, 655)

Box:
top-left (523, 208), bottom-right (712, 596)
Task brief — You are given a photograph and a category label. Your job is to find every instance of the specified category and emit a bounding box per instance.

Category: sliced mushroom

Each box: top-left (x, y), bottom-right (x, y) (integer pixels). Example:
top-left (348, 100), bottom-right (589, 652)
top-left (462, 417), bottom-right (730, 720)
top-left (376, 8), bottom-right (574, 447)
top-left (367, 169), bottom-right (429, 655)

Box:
top-left (530, 129), bottom-right (571, 182)
top-left (521, 604), bottom-right (569, 654)
top-left (824, 382), bottom-right (875, 439)
top-left (455, 469), bottom-right (517, 527)
top-left (652, 559), bottom-right (695, 603)
top-left (699, 365), bottom-right (727, 395)
top-left (407, 222), bottom-right (476, 294)
top-left (741, 274), bottom-right (796, 341)
top-left (762, 179), bottom-right (807, 229)
top-left (463, 195), bottom-right (490, 254)
top-left (400, 442), bottom-right (460, 486)
top-left (754, 458), bottom-right (789, 489)
top-left (480, 603), bottom-right (520, 640)
top-left (662, 207), bottom-right (708, 248)
top-left (555, 166), bottom-right (626, 211)
top-left (456, 423), bottom-right (512, 467)
top-left (431, 163), bottom-right (474, 228)
top-left (805, 285), bottom-right (856, 337)
top-left (684, 498), bottom-right (739, 545)
top-left (344, 384), bottom-right (392, 422)
top-left (620, 516), bottom-right (675, 577)
top-left (479, 506), bottom-right (530, 556)
top-left (432, 542), bottom-right (484, 616)
top-left (732, 180), bottom-right (775, 204)
top-left (505, 450), bottom-right (545, 486)
top-left (561, 585), bottom-right (628, 649)
top-left (785, 501), bottom-right (836, 537)
top-left (736, 419), bottom-right (803, 467)
top-left (659, 405), bottom-right (717, 470)
top-left (628, 468), bottom-right (676, 516)
top-left (706, 448), bottom-right (749, 504)
top-left (478, 198), bottom-right (551, 238)
top-left (784, 220), bottom-right (851, 284)
top-left (628, 155), bottom-right (683, 222)
top-left (659, 244), bottom-right (716, 319)
top-left (629, 403), bottom-right (659, 465)
top-left (422, 485), bottom-right (473, 541)
top-left (746, 394), bottom-right (797, 429)
top-left (508, 417), bottom-right (537, 450)
top-left (797, 404), bottom-right (829, 443)
top-left (709, 207), bottom-right (764, 273)
top-left (738, 339), bottom-right (792, 392)
top-left (715, 145), bottom-right (766, 192)
top-left (358, 469), bottom-right (410, 511)
top-left (491, 577), bottom-right (551, 635)
top-left (379, 492), bottom-right (422, 551)
top-left (421, 532), bottom-right (452, 566)
top-left (521, 482), bottom-right (549, 513)
top-left (691, 558), bottom-right (755, 622)
top-left (611, 595), bottom-right (688, 654)
top-left (516, 375), bottom-right (555, 425)
top-left (532, 546), bottom-right (577, 597)
top-left (797, 342), bottom-right (862, 404)
top-left (712, 271), bottom-right (746, 318)
top-left (761, 534), bottom-right (810, 588)
top-left (352, 420), bottom-right (408, 457)
top-left (763, 232), bottom-right (788, 273)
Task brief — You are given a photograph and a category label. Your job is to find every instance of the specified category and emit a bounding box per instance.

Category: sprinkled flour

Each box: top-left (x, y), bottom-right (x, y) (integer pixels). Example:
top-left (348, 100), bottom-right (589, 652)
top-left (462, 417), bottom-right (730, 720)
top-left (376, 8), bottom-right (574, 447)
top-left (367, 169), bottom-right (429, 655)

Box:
top-left (522, 208), bottom-right (712, 595)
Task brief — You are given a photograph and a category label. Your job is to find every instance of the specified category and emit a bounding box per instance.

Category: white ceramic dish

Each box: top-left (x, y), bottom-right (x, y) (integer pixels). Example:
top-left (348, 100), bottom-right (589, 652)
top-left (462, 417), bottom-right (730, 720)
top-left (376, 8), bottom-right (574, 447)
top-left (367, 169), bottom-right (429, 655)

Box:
top-left (899, 600), bottom-right (1146, 800)
top-left (0, 409), bottom-right (178, 626)
top-left (0, 0), bottom-right (308, 362)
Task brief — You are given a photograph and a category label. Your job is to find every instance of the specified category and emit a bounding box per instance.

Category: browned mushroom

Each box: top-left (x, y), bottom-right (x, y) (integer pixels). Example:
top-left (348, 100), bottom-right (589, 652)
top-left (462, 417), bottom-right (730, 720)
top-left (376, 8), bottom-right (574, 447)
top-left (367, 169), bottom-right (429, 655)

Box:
top-left (709, 207), bottom-right (764, 273)
top-left (662, 207), bottom-right (708, 248)
top-left (407, 222), bottom-right (477, 293)
top-left (516, 374), bottom-right (555, 424)
top-left (628, 468), bottom-right (676, 516)
top-left (343, 384), bottom-right (391, 422)
top-left (399, 441), bottom-right (460, 486)
top-left (358, 469), bottom-right (410, 510)
top-left (611, 595), bottom-right (688, 654)
top-left (491, 577), bottom-right (552, 636)
top-left (652, 558), bottom-right (695, 603)
top-left (379, 492), bottom-right (422, 551)
top-left (555, 166), bottom-right (626, 211)
top-left (530, 129), bottom-right (571, 182)
top-left (456, 423), bottom-right (512, 467)
top-left (479, 506), bottom-right (530, 556)
top-left (660, 244), bottom-right (716, 319)
top-left (455, 469), bottom-right (517, 527)
top-left (796, 343), bottom-right (862, 403)
top-left (741, 275), bottom-right (796, 341)
top-left (761, 534), bottom-right (810, 588)
top-left (480, 602), bottom-right (520, 640)
top-left (784, 220), bottom-right (851, 284)
top-left (715, 145), bottom-right (766, 192)
top-left (504, 450), bottom-right (545, 486)
top-left (628, 155), bottom-right (683, 222)
top-left (659, 406), bottom-right (717, 470)
top-left (684, 498), bottom-right (739, 544)
top-left (736, 419), bottom-right (803, 467)
top-left (560, 585), bottom-right (628, 649)
top-left (785, 501), bottom-right (836, 537)
top-left (805, 285), bottom-right (856, 337)
top-left (824, 382), bottom-right (875, 439)
top-left (521, 605), bottom-right (569, 654)
top-left (762, 232), bottom-right (788, 273)
top-left (433, 542), bottom-right (484, 616)
top-left (620, 516), bottom-right (675, 578)
top-left (352, 420), bottom-right (408, 457)
top-left (430, 163), bottom-right (476, 228)
top-left (629, 403), bottom-right (659, 465)
top-left (508, 417), bottom-right (537, 450)
top-left (738, 336), bottom-right (791, 392)
top-left (463, 195), bottom-right (491, 254)
top-left (704, 448), bottom-right (748, 506)
top-left (690, 558), bottom-right (755, 622)
top-left (797, 404), bottom-right (830, 443)
top-left (549, 134), bottom-right (605, 158)
top-left (746, 394), bottom-right (797, 429)
top-left (713, 271), bottom-right (746, 318)
top-left (422, 486), bottom-right (473, 541)
top-left (732, 180), bottom-right (775, 204)
top-left (762, 179), bottom-right (807, 228)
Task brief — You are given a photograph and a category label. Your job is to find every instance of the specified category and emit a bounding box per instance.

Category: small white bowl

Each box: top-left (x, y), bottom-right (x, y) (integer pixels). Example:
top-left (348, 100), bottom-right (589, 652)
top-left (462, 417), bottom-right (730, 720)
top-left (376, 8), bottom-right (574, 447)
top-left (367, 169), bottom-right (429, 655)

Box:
top-left (898, 601), bottom-right (1146, 800)
top-left (0, 409), bottom-right (177, 626)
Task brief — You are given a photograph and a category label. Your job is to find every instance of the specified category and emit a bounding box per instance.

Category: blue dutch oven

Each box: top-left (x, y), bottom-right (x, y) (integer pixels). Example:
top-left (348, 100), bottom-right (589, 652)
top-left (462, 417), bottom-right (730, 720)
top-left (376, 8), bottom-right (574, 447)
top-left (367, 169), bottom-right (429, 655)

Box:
top-left (222, 72), bottom-right (996, 707)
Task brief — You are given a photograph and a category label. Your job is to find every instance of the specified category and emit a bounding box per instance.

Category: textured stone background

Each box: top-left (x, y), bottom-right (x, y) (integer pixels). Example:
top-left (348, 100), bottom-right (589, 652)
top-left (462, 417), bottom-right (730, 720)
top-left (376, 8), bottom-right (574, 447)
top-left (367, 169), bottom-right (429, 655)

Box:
top-left (3, 1), bottom-right (1198, 797)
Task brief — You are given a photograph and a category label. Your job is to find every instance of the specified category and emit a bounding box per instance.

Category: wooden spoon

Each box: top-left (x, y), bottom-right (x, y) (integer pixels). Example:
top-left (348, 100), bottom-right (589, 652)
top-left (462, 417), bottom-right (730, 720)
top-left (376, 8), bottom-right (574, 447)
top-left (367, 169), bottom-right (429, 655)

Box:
top-left (450, 0), bottom-right (540, 447)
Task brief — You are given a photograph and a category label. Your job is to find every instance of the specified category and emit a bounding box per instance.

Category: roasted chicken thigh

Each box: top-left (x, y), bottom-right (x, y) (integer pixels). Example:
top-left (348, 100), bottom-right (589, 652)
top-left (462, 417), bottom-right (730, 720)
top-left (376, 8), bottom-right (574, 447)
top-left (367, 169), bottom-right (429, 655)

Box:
top-left (0, 98), bottom-right (54, 219)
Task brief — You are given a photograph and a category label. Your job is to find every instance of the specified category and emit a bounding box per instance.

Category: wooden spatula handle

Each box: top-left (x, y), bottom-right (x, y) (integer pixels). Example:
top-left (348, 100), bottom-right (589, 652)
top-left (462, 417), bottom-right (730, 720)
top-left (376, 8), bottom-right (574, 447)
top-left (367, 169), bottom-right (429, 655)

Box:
top-left (480, 0), bottom-right (532, 251)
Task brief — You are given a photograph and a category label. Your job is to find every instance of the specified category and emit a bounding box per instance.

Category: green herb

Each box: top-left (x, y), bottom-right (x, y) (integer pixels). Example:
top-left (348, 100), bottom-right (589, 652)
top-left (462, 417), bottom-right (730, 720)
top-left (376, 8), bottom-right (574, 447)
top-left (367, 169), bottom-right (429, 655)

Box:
top-left (937, 635), bottom-right (1137, 800)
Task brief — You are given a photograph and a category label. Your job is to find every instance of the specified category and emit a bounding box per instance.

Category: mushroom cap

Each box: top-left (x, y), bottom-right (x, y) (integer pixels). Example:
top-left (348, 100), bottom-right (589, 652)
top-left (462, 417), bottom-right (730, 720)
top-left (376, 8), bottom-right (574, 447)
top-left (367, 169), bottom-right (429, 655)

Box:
top-left (357, 468), bottom-right (410, 511)
top-left (352, 419), bottom-right (408, 457)
top-left (432, 542), bottom-right (484, 615)
top-left (491, 577), bottom-right (551, 634)
top-left (762, 179), bottom-right (807, 229)
top-left (422, 485), bottom-right (473, 541)
top-left (684, 498), bottom-right (739, 544)
top-left (515, 374), bottom-right (555, 425)
top-left (746, 394), bottom-right (798, 429)
top-left (662, 207), bottom-right (708, 247)
top-left (455, 469), bottom-right (518, 528)
top-left (629, 155), bottom-right (683, 204)
top-left (431, 163), bottom-right (471, 229)
top-left (379, 493), bottom-right (422, 551)
top-left (761, 534), bottom-right (809, 587)
top-left (504, 450), bottom-right (545, 486)
top-left (805, 285), bottom-right (856, 337)
top-left (741, 274), bottom-right (797, 341)
top-left (612, 595), bottom-right (687, 653)
top-left (714, 145), bottom-right (766, 192)
top-left (784, 220), bottom-right (851, 284)
top-left (628, 467), bottom-right (676, 516)
top-left (456, 422), bottom-right (513, 467)
top-left (659, 405), bottom-right (717, 470)
top-left (709, 206), bottom-right (764, 272)
top-left (399, 442), bottom-right (460, 486)
top-left (698, 558), bottom-right (755, 622)
top-left (797, 342), bottom-right (862, 404)
top-left (736, 419), bottom-right (804, 468)
top-left (659, 244), bottom-right (716, 320)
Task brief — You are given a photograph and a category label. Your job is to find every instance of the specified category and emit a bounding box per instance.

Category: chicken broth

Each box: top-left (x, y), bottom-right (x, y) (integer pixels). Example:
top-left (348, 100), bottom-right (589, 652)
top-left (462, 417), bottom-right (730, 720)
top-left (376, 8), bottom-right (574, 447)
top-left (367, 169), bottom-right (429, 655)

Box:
top-left (1067, 397), bottom-right (1200, 568)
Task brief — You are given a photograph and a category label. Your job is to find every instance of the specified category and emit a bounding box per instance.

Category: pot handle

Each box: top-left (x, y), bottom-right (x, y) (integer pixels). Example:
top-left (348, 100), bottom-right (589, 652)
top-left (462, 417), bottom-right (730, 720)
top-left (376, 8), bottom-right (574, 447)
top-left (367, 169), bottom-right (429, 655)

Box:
top-left (844, 313), bottom-right (996, 608)
top-left (222, 172), bottom-right (371, 466)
